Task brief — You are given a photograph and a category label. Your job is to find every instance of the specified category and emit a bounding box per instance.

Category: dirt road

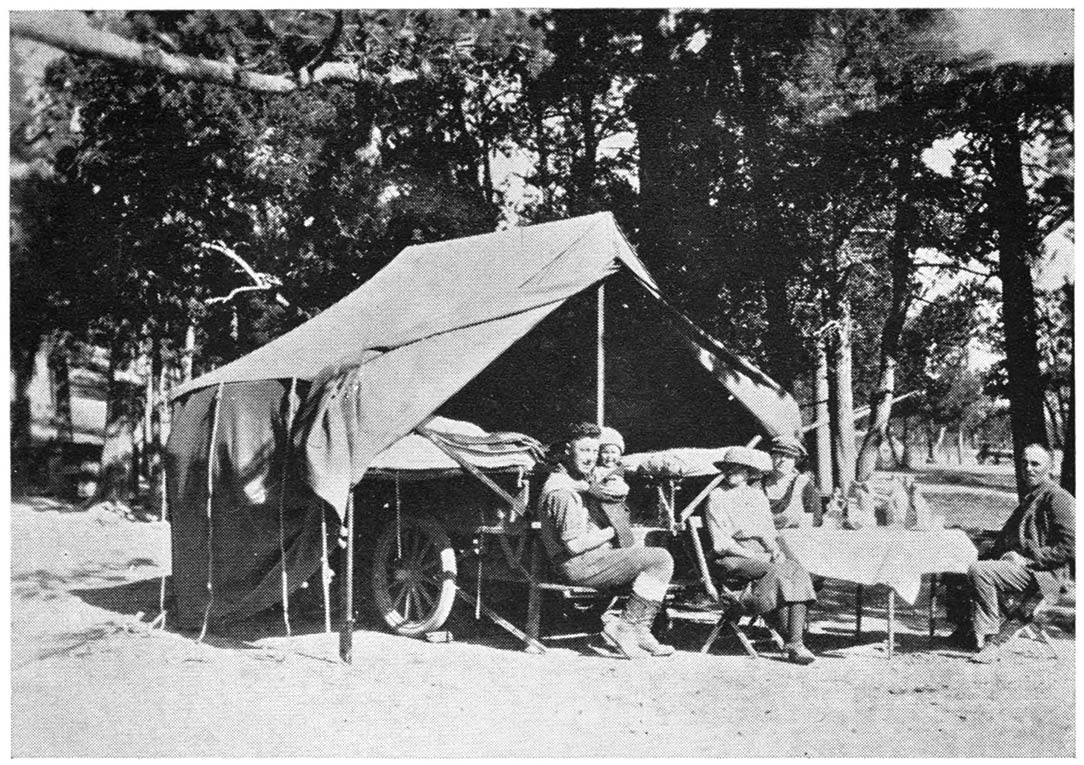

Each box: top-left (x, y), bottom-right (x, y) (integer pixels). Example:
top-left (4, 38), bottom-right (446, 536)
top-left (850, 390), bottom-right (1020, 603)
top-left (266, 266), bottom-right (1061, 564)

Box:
top-left (11, 497), bottom-right (1073, 757)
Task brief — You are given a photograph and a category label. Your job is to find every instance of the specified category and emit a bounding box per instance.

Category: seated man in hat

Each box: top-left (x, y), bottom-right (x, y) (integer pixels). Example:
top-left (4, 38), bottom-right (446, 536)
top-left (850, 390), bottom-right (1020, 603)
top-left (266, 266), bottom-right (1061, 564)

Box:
top-left (947, 443), bottom-right (1074, 663)
top-left (703, 446), bottom-right (818, 665)
top-left (763, 435), bottom-right (820, 529)
top-left (538, 422), bottom-right (675, 660)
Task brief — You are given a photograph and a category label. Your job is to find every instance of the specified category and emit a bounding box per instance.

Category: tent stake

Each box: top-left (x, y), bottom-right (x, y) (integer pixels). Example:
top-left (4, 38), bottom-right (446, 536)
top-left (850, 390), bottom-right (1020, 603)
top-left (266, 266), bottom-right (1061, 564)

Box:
top-left (339, 489), bottom-right (356, 663)
top-left (596, 282), bottom-right (605, 426)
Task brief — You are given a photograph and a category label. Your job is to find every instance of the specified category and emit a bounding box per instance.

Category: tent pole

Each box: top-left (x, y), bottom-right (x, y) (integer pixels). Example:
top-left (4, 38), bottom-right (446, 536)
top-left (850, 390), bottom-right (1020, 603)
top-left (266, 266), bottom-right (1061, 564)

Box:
top-left (321, 513), bottom-right (331, 633)
top-left (198, 382), bottom-right (225, 643)
top-left (276, 378), bottom-right (297, 636)
top-left (339, 488), bottom-right (356, 663)
top-left (596, 282), bottom-right (605, 427)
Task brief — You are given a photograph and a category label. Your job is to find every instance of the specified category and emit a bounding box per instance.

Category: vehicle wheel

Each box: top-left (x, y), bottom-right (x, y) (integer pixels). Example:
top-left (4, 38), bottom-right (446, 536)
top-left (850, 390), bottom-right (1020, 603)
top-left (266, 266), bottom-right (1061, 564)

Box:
top-left (371, 514), bottom-right (457, 637)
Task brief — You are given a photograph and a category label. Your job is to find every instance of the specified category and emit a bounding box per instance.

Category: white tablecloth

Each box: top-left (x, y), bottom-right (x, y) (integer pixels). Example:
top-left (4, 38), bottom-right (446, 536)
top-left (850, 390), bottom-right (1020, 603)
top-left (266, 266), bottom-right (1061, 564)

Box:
top-left (778, 527), bottom-right (979, 604)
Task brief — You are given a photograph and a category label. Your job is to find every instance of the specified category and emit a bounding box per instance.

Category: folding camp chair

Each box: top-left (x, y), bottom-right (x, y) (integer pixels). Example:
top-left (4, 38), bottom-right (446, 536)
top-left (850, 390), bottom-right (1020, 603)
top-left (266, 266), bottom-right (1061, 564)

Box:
top-left (684, 514), bottom-right (785, 657)
top-left (975, 578), bottom-right (1071, 662)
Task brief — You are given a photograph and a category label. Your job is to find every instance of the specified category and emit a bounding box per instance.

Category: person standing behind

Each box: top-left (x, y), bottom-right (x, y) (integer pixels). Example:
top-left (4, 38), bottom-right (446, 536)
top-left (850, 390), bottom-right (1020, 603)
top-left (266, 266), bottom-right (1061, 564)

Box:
top-left (763, 436), bottom-right (820, 529)
top-left (962, 443), bottom-right (1074, 663)
top-left (537, 422), bottom-right (675, 659)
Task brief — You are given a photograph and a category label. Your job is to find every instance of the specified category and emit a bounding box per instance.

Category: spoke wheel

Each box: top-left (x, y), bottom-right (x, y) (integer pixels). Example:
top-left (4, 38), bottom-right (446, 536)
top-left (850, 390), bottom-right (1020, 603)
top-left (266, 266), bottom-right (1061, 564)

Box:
top-left (371, 514), bottom-right (457, 637)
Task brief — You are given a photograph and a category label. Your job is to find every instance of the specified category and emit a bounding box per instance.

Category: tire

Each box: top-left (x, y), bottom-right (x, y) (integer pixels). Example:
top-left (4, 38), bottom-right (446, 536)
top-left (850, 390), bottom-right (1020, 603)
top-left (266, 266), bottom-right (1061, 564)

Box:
top-left (371, 513), bottom-right (458, 637)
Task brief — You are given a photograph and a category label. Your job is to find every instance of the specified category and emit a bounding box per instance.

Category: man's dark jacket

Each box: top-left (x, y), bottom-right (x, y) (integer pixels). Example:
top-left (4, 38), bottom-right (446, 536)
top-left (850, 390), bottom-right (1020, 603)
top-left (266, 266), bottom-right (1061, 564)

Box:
top-left (990, 479), bottom-right (1075, 580)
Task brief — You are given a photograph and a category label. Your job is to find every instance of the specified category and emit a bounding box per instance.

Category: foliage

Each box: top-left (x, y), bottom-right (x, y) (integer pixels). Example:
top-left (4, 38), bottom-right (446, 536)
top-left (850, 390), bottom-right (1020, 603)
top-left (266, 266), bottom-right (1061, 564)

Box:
top-left (10, 9), bottom-right (1073, 477)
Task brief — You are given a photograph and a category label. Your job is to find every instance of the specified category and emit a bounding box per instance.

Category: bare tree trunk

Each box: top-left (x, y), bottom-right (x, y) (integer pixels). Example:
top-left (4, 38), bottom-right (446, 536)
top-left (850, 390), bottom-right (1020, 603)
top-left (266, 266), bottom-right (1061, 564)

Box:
top-left (1062, 350), bottom-right (1074, 495)
top-left (97, 334), bottom-right (136, 504)
top-left (826, 244), bottom-right (856, 493)
top-left (990, 118), bottom-right (1049, 497)
top-left (813, 342), bottom-right (832, 493)
top-left (182, 323), bottom-right (195, 382)
top-left (568, 85), bottom-right (598, 216)
top-left (887, 420), bottom-right (902, 467)
top-left (856, 143), bottom-right (916, 482)
top-left (902, 416), bottom-right (919, 469)
top-left (11, 11), bottom-right (411, 95)
top-left (530, 101), bottom-right (553, 213)
top-left (831, 321), bottom-right (856, 493)
top-left (933, 425), bottom-right (947, 464)
top-left (11, 343), bottom-right (38, 495)
top-left (630, 10), bottom-right (673, 266)
top-left (149, 333), bottom-right (165, 517)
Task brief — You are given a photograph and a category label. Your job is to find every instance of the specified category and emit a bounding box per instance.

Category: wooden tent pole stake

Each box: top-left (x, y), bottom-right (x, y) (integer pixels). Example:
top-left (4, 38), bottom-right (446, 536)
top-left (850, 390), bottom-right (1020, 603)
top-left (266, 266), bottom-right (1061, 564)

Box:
top-left (596, 282), bottom-right (605, 427)
top-left (339, 488), bottom-right (356, 663)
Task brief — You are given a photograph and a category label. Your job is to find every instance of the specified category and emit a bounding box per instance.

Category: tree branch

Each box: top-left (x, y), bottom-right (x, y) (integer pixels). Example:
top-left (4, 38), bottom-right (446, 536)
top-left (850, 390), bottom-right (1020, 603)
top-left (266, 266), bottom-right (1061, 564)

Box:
top-left (11, 11), bottom-right (415, 94)
top-left (202, 241), bottom-right (291, 308)
top-left (913, 260), bottom-right (993, 277)
top-left (205, 284), bottom-right (273, 305)
top-left (305, 11), bottom-right (344, 75)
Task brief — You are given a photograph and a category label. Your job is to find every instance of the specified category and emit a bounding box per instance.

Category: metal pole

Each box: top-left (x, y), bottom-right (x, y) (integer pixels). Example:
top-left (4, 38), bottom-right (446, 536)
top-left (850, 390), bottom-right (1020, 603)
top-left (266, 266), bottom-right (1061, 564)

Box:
top-left (339, 488), bottom-right (356, 663)
top-left (596, 282), bottom-right (605, 427)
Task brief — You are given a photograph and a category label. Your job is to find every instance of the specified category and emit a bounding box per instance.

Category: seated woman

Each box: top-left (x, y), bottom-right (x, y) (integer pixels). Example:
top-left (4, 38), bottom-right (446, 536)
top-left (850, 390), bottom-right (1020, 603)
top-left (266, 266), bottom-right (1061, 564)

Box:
top-left (763, 436), bottom-right (820, 529)
top-left (538, 422), bottom-right (674, 660)
top-left (704, 446), bottom-right (817, 665)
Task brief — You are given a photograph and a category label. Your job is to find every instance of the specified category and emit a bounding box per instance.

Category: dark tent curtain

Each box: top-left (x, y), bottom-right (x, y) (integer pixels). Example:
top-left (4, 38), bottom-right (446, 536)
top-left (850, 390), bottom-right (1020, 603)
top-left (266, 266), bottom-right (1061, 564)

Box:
top-left (166, 379), bottom-right (331, 629)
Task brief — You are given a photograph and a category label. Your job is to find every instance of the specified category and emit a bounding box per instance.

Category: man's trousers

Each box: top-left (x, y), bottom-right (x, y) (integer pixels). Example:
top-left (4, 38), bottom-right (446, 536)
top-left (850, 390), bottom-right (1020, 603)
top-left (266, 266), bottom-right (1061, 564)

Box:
top-left (967, 559), bottom-right (1037, 640)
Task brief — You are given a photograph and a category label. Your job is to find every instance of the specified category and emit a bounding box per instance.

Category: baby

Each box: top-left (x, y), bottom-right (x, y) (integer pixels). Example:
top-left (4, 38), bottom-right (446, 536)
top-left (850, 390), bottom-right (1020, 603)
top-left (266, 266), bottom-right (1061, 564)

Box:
top-left (587, 426), bottom-right (630, 501)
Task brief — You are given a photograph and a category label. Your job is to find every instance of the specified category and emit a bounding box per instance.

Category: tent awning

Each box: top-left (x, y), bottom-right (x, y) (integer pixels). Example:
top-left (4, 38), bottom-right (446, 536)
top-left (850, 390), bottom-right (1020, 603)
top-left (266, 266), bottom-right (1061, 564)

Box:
top-left (175, 212), bottom-right (800, 517)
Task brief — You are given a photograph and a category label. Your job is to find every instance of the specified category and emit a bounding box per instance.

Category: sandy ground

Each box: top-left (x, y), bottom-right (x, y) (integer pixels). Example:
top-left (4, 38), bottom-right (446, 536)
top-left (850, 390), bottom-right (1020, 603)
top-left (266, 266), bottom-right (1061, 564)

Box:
top-left (10, 495), bottom-right (1074, 758)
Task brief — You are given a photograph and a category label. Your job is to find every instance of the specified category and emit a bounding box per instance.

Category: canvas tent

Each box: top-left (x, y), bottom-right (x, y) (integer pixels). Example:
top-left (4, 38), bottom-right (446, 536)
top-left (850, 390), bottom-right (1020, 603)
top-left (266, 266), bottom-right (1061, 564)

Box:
top-left (166, 212), bottom-right (801, 630)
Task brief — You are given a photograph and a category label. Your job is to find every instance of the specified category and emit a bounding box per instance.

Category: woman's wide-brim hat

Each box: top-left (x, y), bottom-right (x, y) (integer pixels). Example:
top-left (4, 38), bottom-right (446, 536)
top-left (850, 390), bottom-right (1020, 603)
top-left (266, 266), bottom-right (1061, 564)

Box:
top-left (768, 435), bottom-right (807, 459)
top-left (713, 446), bottom-right (773, 474)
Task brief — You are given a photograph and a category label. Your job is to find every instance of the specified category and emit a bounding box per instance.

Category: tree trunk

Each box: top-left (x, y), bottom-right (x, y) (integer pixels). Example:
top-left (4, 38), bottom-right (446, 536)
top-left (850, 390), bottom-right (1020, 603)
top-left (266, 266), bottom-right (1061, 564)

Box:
top-left (531, 102), bottom-right (553, 213)
top-left (10, 342), bottom-right (39, 495)
top-left (11, 11), bottom-right (411, 95)
top-left (830, 320), bottom-right (856, 493)
top-left (887, 420), bottom-right (903, 467)
top-left (149, 333), bottom-right (165, 517)
top-left (97, 335), bottom-right (136, 504)
top-left (813, 342), bottom-right (832, 493)
top-left (568, 84), bottom-right (598, 216)
top-left (762, 279), bottom-right (796, 388)
top-left (182, 323), bottom-right (195, 382)
top-left (856, 142), bottom-right (916, 482)
top-left (990, 118), bottom-right (1048, 497)
top-left (630, 11), bottom-right (672, 266)
top-left (826, 240), bottom-right (856, 493)
top-left (1062, 350), bottom-right (1074, 495)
